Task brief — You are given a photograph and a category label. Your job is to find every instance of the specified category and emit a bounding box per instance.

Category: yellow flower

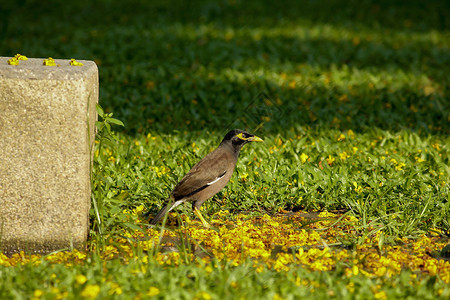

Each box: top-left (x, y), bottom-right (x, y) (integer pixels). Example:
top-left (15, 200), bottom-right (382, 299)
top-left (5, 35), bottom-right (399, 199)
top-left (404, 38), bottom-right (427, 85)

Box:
top-left (108, 283), bottom-right (123, 295)
top-left (273, 293), bottom-right (285, 300)
top-left (81, 284), bottom-right (100, 299)
top-left (395, 163), bottom-right (405, 171)
top-left (34, 289), bottom-right (43, 298)
top-left (240, 173), bottom-right (249, 181)
top-left (326, 155), bottom-right (335, 166)
top-left (300, 153), bottom-right (309, 163)
top-left (146, 81), bottom-right (156, 90)
top-left (409, 105), bottom-right (418, 112)
top-left (135, 205), bottom-right (145, 214)
top-left (8, 57), bottom-right (19, 65)
top-left (255, 264), bottom-right (264, 273)
top-left (415, 156), bottom-right (424, 163)
top-left (43, 57), bottom-right (56, 66)
top-left (337, 134), bottom-right (346, 141)
top-left (147, 287), bottom-right (160, 297)
top-left (225, 32), bottom-right (233, 40)
top-left (8, 54), bottom-right (28, 65)
top-left (347, 129), bottom-right (355, 138)
top-left (431, 143), bottom-right (440, 151)
top-left (346, 282), bottom-right (355, 292)
top-left (423, 85), bottom-right (436, 96)
top-left (338, 94), bottom-right (349, 102)
top-left (0, 253), bottom-right (11, 266)
top-left (339, 152), bottom-right (350, 160)
top-left (70, 58), bottom-right (83, 66)
top-left (374, 266), bottom-right (387, 276)
top-left (374, 290), bottom-right (387, 300)
top-left (352, 182), bottom-right (363, 193)
top-left (49, 287), bottom-right (67, 300)
top-left (198, 291), bottom-right (212, 300)
top-left (15, 54), bottom-right (28, 60)
top-left (75, 274), bottom-right (87, 285)
top-left (390, 158), bottom-right (405, 170)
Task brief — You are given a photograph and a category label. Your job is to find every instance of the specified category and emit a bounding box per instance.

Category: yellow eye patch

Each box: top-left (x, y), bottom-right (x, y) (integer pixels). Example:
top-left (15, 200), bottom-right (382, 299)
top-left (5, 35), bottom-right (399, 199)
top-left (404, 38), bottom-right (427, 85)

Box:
top-left (236, 133), bottom-right (250, 140)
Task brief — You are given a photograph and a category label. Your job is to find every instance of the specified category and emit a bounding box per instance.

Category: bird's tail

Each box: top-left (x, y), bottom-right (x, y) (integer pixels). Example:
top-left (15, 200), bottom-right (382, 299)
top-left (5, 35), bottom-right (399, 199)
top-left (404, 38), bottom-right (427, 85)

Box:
top-left (149, 197), bottom-right (182, 225)
top-left (149, 203), bottom-right (172, 225)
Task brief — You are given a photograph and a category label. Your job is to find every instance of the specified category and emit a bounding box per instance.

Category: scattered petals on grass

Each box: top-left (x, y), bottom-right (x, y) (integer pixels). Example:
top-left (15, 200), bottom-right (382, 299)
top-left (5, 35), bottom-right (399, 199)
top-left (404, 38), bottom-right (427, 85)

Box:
top-left (300, 153), bottom-right (309, 163)
top-left (146, 287), bottom-right (160, 297)
top-left (1, 212), bottom-right (448, 285)
top-left (33, 289), bottom-right (43, 298)
top-left (326, 155), bottom-right (335, 165)
top-left (81, 285), bottom-right (100, 299)
top-left (75, 274), bottom-right (87, 285)
top-left (108, 283), bottom-right (123, 295)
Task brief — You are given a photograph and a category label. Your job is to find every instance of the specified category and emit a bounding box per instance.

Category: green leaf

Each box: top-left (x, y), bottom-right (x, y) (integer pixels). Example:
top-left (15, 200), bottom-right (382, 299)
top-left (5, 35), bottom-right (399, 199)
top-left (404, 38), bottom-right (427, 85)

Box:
top-left (441, 244), bottom-right (450, 257)
top-left (95, 121), bottom-right (104, 131)
top-left (108, 118), bottom-right (124, 127)
top-left (123, 222), bottom-right (144, 233)
top-left (96, 104), bottom-right (105, 118)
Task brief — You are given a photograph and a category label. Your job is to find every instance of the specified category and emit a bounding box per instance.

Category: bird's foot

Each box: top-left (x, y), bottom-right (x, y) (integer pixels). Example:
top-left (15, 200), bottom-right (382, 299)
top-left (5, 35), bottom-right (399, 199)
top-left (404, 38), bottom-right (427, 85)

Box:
top-left (194, 207), bottom-right (213, 229)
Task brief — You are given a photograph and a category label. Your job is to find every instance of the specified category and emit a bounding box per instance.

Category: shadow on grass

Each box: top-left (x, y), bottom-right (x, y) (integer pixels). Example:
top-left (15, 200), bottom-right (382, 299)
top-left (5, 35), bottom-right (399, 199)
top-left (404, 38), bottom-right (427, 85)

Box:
top-left (1, 0), bottom-right (449, 135)
top-left (2, 0), bottom-right (449, 32)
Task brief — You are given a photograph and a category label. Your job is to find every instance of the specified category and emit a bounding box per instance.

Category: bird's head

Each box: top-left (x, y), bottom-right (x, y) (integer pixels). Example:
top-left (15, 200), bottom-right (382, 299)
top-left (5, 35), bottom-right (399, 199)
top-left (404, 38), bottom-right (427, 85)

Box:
top-left (221, 129), bottom-right (263, 150)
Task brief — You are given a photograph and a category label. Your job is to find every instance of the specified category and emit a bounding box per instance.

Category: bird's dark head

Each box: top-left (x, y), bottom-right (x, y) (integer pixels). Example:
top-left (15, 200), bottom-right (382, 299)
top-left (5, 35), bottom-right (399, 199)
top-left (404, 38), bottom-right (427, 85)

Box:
top-left (221, 129), bottom-right (263, 150)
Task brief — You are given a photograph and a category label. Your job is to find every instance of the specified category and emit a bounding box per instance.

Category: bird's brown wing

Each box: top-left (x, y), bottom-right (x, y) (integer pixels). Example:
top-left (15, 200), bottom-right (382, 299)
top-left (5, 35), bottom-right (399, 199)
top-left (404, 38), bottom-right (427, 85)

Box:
top-left (172, 149), bottom-right (231, 200)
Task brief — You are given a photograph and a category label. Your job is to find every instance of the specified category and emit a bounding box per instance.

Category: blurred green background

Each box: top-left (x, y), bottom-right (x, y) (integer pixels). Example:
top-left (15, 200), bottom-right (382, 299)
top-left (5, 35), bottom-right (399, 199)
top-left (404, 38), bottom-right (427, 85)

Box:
top-left (2, 0), bottom-right (449, 136)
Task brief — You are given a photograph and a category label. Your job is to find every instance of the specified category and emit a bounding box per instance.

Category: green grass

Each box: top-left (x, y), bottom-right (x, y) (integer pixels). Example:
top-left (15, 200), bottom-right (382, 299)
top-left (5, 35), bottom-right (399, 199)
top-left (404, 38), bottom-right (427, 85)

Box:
top-left (2, 256), bottom-right (448, 299)
top-left (1, 0), bottom-right (449, 298)
top-left (95, 128), bottom-right (449, 241)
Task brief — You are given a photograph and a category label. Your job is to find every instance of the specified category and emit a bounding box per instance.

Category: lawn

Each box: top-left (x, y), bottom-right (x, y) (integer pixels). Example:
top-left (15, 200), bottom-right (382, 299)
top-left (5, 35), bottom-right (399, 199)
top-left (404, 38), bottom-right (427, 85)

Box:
top-left (1, 0), bottom-right (449, 299)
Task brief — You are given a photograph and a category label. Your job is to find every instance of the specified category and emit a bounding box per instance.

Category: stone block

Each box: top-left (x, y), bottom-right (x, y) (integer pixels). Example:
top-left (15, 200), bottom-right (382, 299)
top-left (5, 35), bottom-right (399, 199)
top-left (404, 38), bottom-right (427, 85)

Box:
top-left (0, 57), bottom-right (98, 254)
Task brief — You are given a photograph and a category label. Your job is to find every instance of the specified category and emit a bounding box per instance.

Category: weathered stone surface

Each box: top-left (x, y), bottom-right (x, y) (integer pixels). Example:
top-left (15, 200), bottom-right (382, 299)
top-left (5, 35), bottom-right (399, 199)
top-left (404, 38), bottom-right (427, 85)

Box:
top-left (0, 57), bottom-right (98, 254)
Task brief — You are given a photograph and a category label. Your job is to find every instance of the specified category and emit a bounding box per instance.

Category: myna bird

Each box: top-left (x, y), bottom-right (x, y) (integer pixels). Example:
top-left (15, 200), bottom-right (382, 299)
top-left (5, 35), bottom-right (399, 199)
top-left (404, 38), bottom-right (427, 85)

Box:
top-left (149, 129), bottom-right (263, 227)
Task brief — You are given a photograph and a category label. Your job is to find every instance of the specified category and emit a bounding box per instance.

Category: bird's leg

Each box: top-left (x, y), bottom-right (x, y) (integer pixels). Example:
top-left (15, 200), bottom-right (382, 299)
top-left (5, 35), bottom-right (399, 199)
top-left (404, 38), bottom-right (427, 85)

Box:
top-left (193, 207), bottom-right (210, 228)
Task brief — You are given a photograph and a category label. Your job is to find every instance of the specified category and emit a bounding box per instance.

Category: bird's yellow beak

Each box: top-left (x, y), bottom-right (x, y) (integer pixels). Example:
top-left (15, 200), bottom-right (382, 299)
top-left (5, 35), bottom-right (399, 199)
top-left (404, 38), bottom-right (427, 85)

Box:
top-left (248, 135), bottom-right (263, 142)
top-left (236, 133), bottom-right (264, 142)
